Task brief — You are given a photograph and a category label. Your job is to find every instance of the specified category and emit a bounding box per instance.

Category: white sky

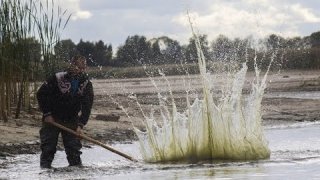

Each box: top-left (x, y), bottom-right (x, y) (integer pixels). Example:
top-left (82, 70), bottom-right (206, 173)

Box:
top-left (55, 0), bottom-right (320, 48)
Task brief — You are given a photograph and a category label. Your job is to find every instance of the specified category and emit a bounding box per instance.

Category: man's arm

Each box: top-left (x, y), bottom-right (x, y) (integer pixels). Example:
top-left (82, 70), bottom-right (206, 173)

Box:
top-left (36, 76), bottom-right (55, 119)
top-left (78, 81), bottom-right (94, 128)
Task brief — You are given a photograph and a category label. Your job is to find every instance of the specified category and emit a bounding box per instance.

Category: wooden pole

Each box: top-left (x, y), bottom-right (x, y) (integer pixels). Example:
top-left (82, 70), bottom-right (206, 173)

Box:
top-left (49, 121), bottom-right (138, 162)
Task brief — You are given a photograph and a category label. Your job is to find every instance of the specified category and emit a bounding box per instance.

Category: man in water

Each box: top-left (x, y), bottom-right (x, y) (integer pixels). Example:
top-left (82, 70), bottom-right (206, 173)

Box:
top-left (37, 55), bottom-right (94, 168)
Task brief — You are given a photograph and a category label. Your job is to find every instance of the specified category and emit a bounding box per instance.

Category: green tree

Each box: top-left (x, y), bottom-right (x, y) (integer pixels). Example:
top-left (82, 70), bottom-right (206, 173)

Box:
top-left (309, 31), bottom-right (320, 69)
top-left (76, 39), bottom-right (95, 66)
top-left (211, 34), bottom-right (233, 62)
top-left (150, 39), bottom-right (162, 65)
top-left (233, 37), bottom-right (253, 63)
top-left (310, 31), bottom-right (320, 48)
top-left (148, 36), bottom-right (183, 65)
top-left (116, 35), bottom-right (152, 66)
top-left (185, 34), bottom-right (210, 63)
top-left (54, 39), bottom-right (77, 63)
top-left (266, 34), bottom-right (286, 50)
top-left (92, 40), bottom-right (112, 66)
top-left (156, 36), bottom-right (183, 64)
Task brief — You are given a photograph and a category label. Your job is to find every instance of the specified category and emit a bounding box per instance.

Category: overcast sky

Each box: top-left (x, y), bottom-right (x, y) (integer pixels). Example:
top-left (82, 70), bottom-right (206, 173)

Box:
top-left (56, 0), bottom-right (320, 48)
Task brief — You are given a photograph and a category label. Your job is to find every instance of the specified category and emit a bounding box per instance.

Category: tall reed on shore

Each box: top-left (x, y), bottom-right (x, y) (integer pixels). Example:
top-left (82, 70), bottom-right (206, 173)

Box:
top-left (0, 0), bottom-right (70, 121)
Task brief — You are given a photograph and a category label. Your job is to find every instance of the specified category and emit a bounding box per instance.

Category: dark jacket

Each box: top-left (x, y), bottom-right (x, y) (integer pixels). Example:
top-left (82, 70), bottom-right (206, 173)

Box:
top-left (37, 72), bottom-right (94, 128)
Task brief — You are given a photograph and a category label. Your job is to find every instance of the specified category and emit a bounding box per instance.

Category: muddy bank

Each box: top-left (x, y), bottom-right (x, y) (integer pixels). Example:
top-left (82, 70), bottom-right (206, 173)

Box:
top-left (0, 117), bottom-right (139, 157)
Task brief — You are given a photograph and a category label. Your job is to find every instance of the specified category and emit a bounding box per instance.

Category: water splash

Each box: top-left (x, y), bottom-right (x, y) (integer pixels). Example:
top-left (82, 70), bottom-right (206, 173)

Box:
top-left (134, 24), bottom-right (271, 163)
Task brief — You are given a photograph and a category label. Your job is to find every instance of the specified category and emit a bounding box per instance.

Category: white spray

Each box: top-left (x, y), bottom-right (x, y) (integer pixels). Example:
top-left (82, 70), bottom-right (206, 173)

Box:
top-left (134, 19), bottom-right (271, 163)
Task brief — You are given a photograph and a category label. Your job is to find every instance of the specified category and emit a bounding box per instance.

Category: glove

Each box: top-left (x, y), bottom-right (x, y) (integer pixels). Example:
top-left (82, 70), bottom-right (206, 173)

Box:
top-left (44, 115), bottom-right (55, 123)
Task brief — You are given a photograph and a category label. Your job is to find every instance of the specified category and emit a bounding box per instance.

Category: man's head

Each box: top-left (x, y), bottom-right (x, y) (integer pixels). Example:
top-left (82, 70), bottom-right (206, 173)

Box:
top-left (68, 55), bottom-right (87, 76)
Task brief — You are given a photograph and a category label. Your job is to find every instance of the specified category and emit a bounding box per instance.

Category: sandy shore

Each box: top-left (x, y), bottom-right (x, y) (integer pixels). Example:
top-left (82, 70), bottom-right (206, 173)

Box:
top-left (0, 69), bottom-right (320, 156)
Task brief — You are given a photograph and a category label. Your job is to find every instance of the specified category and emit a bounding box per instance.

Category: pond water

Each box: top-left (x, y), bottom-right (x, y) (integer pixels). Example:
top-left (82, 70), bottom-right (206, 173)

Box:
top-left (1, 122), bottom-right (320, 179)
top-left (266, 91), bottom-right (320, 100)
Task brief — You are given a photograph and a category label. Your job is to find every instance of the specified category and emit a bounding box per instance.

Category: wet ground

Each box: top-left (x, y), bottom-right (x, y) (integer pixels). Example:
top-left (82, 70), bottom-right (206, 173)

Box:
top-left (1, 122), bottom-right (320, 179)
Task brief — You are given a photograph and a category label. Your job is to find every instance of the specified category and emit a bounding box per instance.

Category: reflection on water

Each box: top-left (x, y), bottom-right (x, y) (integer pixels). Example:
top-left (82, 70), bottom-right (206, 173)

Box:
top-left (1, 123), bottom-right (320, 179)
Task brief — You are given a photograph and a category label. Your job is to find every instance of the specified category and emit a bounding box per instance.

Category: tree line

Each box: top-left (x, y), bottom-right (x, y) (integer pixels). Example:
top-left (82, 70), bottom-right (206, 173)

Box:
top-left (52, 32), bottom-right (320, 71)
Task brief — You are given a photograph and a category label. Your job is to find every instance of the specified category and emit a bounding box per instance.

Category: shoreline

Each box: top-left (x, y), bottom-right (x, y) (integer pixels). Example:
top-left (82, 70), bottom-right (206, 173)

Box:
top-left (0, 118), bottom-right (139, 157)
top-left (1, 117), bottom-right (318, 157)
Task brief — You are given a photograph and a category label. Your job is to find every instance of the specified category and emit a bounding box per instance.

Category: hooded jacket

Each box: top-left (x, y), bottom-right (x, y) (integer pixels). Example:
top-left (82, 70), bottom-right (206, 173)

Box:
top-left (37, 72), bottom-right (94, 128)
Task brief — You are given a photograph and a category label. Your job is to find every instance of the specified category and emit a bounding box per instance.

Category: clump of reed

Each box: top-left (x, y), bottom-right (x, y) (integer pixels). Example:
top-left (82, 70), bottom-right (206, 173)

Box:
top-left (0, 0), bottom-right (70, 121)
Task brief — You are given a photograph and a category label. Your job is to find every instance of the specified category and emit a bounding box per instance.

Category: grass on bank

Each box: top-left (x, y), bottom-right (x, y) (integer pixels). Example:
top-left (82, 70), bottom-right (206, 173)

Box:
top-left (86, 64), bottom-right (198, 79)
top-left (86, 61), bottom-right (246, 79)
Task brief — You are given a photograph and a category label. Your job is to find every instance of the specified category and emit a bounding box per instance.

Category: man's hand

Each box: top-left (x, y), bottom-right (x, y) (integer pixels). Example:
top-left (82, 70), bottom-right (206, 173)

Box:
top-left (76, 126), bottom-right (82, 137)
top-left (44, 115), bottom-right (55, 123)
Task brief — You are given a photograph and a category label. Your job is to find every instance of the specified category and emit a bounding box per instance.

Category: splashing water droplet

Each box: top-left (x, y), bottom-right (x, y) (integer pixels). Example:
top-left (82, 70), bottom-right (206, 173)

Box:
top-left (134, 20), bottom-right (271, 163)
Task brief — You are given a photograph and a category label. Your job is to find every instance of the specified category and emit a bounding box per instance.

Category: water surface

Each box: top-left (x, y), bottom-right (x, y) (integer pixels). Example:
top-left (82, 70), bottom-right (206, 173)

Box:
top-left (1, 122), bottom-right (319, 179)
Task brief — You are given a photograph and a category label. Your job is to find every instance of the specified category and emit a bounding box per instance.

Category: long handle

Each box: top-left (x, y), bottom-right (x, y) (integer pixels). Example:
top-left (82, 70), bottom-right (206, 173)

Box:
top-left (49, 121), bottom-right (138, 162)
